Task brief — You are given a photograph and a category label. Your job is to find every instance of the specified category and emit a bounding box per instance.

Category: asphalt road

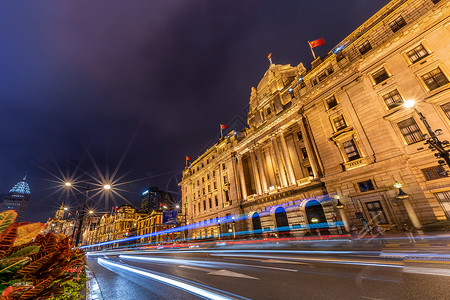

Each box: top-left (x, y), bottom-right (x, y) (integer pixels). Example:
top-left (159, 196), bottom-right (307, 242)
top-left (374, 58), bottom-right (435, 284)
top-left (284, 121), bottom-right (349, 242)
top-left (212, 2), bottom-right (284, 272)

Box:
top-left (86, 242), bottom-right (450, 300)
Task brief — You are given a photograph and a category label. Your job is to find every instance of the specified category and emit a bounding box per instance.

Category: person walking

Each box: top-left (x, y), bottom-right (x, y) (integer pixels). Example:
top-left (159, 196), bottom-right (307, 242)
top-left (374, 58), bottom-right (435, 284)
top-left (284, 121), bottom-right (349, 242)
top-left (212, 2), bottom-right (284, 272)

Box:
top-left (350, 224), bottom-right (359, 240)
top-left (402, 223), bottom-right (416, 243)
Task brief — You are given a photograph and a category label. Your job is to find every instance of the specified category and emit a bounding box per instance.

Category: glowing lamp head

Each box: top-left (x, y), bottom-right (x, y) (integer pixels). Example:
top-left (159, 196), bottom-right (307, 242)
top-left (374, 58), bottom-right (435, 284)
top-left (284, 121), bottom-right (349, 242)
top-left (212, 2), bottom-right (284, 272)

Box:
top-left (64, 207), bottom-right (68, 211)
top-left (89, 210), bottom-right (94, 214)
top-left (103, 184), bottom-right (111, 190)
top-left (175, 205), bottom-right (180, 209)
top-left (65, 182), bottom-right (72, 187)
top-left (394, 182), bottom-right (403, 189)
top-left (404, 100), bottom-right (415, 108)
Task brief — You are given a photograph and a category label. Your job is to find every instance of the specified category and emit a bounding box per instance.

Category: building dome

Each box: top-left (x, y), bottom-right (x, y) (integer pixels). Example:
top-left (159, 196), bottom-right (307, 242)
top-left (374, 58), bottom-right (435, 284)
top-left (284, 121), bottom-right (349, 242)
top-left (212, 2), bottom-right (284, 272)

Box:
top-left (9, 176), bottom-right (30, 195)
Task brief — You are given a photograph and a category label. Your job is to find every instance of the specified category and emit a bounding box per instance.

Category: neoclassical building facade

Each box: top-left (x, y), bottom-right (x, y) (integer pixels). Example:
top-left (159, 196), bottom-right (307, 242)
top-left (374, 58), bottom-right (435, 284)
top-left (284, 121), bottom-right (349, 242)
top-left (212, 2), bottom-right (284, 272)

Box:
top-left (180, 0), bottom-right (450, 239)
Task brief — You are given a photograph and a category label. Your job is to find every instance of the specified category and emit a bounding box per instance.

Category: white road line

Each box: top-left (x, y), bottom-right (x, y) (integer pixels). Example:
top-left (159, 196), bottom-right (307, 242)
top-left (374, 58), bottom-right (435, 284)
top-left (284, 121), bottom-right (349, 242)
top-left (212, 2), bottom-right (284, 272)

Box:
top-left (98, 258), bottom-right (236, 300)
top-left (404, 266), bottom-right (450, 277)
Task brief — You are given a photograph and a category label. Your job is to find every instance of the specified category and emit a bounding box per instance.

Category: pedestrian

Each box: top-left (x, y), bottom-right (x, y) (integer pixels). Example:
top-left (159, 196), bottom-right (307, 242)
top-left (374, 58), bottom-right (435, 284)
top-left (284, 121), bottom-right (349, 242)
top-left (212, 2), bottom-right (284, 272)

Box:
top-left (373, 224), bottom-right (385, 244)
top-left (350, 224), bottom-right (359, 240)
top-left (402, 223), bottom-right (415, 243)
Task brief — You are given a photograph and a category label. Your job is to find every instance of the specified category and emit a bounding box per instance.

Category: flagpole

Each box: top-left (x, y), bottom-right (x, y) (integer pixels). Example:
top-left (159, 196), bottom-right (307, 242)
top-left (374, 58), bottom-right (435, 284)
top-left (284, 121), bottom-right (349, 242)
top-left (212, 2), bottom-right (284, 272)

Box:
top-left (220, 127), bottom-right (223, 138)
top-left (308, 42), bottom-right (316, 60)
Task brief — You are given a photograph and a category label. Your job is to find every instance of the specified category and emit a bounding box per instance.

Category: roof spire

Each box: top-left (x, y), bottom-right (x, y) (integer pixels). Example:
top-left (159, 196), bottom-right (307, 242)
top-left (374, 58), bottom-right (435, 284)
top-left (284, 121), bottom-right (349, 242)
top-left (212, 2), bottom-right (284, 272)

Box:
top-left (23, 171), bottom-right (28, 181)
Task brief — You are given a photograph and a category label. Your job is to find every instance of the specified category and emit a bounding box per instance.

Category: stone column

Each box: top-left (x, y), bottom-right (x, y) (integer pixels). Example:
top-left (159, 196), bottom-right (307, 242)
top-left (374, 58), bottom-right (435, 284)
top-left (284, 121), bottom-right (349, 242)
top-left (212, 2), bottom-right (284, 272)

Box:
top-left (271, 136), bottom-right (288, 187)
top-left (279, 131), bottom-right (296, 186)
top-left (402, 197), bottom-right (422, 230)
top-left (256, 147), bottom-right (268, 193)
top-left (298, 118), bottom-right (319, 178)
top-left (237, 155), bottom-right (247, 200)
top-left (250, 149), bottom-right (262, 195)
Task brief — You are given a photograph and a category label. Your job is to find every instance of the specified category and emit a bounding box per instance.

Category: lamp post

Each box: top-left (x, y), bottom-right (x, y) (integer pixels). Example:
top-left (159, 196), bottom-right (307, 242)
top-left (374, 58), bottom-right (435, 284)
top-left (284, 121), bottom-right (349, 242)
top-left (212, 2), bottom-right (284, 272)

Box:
top-left (334, 195), bottom-right (350, 232)
top-left (75, 185), bottom-right (90, 247)
top-left (404, 100), bottom-right (450, 169)
top-left (232, 217), bottom-right (236, 239)
top-left (394, 182), bottom-right (422, 230)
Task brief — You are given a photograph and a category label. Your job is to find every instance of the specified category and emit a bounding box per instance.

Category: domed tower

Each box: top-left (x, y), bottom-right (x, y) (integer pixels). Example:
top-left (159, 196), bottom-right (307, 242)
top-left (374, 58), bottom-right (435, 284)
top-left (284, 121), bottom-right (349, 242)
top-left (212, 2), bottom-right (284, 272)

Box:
top-left (0, 175), bottom-right (31, 222)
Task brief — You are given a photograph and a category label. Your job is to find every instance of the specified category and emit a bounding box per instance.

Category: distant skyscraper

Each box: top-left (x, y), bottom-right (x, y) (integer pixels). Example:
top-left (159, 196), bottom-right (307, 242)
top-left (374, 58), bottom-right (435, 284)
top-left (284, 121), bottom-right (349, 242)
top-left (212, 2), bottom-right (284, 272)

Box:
top-left (0, 175), bottom-right (31, 222)
top-left (140, 187), bottom-right (173, 213)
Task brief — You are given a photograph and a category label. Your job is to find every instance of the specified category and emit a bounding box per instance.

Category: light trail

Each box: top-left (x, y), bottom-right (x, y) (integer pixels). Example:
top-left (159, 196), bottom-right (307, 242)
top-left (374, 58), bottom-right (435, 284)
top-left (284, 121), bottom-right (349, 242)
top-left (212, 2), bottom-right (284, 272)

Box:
top-left (119, 254), bottom-right (299, 272)
top-left (97, 258), bottom-right (244, 300)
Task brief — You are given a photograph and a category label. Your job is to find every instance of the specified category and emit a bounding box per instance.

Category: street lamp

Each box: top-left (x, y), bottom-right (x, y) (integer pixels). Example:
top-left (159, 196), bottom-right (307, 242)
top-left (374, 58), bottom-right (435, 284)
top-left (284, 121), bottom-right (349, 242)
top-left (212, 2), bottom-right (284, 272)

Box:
top-left (404, 100), bottom-right (450, 169)
top-left (394, 182), bottom-right (422, 230)
top-left (333, 195), bottom-right (349, 232)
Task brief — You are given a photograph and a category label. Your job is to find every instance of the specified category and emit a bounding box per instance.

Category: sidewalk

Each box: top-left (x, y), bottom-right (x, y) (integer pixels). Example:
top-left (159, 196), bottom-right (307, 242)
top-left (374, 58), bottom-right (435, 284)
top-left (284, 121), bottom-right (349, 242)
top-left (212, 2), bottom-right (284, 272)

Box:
top-left (85, 265), bottom-right (103, 300)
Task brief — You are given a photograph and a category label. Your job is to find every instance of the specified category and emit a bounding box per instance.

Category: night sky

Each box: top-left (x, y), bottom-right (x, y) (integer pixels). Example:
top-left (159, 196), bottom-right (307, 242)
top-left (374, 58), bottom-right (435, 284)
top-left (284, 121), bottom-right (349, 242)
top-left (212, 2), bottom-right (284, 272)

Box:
top-left (1, 0), bottom-right (390, 222)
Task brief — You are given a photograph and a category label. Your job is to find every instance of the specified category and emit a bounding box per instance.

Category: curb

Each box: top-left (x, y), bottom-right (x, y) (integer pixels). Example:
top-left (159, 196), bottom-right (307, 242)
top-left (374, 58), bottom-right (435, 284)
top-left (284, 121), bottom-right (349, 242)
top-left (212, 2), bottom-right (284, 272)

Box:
top-left (85, 265), bottom-right (103, 300)
top-left (384, 243), bottom-right (450, 247)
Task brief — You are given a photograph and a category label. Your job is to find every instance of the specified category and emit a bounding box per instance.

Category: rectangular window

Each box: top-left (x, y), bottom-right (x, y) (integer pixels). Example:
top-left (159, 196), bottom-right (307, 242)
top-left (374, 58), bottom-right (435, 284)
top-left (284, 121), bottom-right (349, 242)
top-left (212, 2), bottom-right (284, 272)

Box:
top-left (422, 68), bottom-right (449, 91)
top-left (326, 96), bottom-right (338, 109)
top-left (382, 89), bottom-right (403, 109)
top-left (327, 66), bottom-right (334, 75)
top-left (198, 203), bottom-right (201, 212)
top-left (432, 0), bottom-right (442, 4)
top-left (207, 174), bottom-right (210, 180)
top-left (422, 166), bottom-right (447, 180)
top-left (366, 201), bottom-right (388, 224)
top-left (209, 198), bottom-right (212, 209)
top-left (358, 41), bottom-right (372, 55)
top-left (225, 190), bottom-right (230, 202)
top-left (208, 185), bottom-right (211, 193)
top-left (222, 163), bottom-right (226, 170)
top-left (214, 182), bottom-right (217, 189)
top-left (301, 147), bottom-right (308, 159)
top-left (372, 68), bottom-right (389, 84)
top-left (434, 191), bottom-right (450, 218)
top-left (298, 79), bottom-right (306, 89)
top-left (215, 196), bottom-right (218, 206)
top-left (406, 44), bottom-right (428, 64)
top-left (441, 102), bottom-right (450, 120)
top-left (397, 117), bottom-right (424, 144)
top-left (389, 16), bottom-right (407, 33)
top-left (203, 201), bottom-right (206, 210)
top-left (358, 180), bottom-right (375, 192)
top-left (311, 78), bottom-right (318, 86)
top-left (318, 72), bottom-right (327, 82)
top-left (266, 106), bottom-right (272, 116)
top-left (333, 115), bottom-right (347, 131)
top-left (342, 139), bottom-right (360, 161)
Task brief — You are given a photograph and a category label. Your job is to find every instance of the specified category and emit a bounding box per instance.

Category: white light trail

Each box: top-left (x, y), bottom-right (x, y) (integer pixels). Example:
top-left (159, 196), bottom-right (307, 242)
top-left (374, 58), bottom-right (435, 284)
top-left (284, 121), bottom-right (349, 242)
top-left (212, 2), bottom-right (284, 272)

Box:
top-left (97, 258), bottom-right (235, 300)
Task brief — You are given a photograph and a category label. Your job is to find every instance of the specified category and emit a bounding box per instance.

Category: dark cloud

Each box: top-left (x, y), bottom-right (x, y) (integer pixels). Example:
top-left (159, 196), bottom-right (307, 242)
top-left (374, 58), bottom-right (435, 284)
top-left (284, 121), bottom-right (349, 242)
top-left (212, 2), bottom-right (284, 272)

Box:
top-left (0, 0), bottom-right (390, 222)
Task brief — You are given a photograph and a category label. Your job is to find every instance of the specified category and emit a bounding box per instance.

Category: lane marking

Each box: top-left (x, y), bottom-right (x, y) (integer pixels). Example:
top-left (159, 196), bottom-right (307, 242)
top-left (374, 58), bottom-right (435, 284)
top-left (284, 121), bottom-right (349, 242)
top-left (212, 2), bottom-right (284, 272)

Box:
top-left (178, 265), bottom-right (212, 272)
top-left (98, 258), bottom-right (239, 300)
top-left (208, 269), bottom-right (259, 280)
top-left (404, 266), bottom-right (450, 277)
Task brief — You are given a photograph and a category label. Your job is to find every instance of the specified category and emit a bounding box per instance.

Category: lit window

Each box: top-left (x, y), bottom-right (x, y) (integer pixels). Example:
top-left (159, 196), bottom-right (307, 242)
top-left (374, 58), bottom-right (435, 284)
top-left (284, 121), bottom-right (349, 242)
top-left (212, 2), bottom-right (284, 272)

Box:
top-left (441, 102), bottom-right (450, 120)
top-left (358, 180), bottom-right (375, 192)
top-left (397, 117), bottom-right (424, 145)
top-left (327, 66), bottom-right (334, 75)
top-left (421, 68), bottom-right (449, 91)
top-left (318, 72), bottom-right (327, 82)
top-left (342, 139), bottom-right (360, 161)
top-left (301, 147), bottom-right (308, 159)
top-left (389, 16), bottom-right (407, 33)
top-left (366, 201), bottom-right (388, 224)
top-left (434, 191), bottom-right (450, 218)
top-left (372, 68), bottom-right (389, 84)
top-left (326, 96), bottom-right (338, 109)
top-left (332, 115), bottom-right (347, 131)
top-left (382, 89), bottom-right (403, 109)
top-left (311, 78), bottom-right (318, 86)
top-left (358, 41), bottom-right (372, 55)
top-left (406, 44), bottom-right (428, 64)
top-left (422, 166), bottom-right (447, 180)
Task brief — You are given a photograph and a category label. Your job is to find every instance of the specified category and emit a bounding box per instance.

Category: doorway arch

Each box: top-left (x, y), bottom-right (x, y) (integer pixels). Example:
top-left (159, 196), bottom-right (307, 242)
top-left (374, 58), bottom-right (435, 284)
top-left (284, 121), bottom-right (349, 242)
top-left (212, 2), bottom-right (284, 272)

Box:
top-left (305, 200), bottom-right (330, 235)
top-left (274, 207), bottom-right (290, 235)
top-left (251, 212), bottom-right (262, 236)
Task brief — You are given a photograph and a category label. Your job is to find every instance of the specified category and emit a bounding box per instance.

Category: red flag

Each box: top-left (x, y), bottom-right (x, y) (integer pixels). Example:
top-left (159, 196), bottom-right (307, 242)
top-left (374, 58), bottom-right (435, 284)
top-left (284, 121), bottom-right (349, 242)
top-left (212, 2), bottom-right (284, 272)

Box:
top-left (220, 124), bottom-right (228, 130)
top-left (267, 53), bottom-right (272, 59)
top-left (160, 203), bottom-right (164, 207)
top-left (309, 38), bottom-right (325, 48)
top-left (186, 156), bottom-right (191, 161)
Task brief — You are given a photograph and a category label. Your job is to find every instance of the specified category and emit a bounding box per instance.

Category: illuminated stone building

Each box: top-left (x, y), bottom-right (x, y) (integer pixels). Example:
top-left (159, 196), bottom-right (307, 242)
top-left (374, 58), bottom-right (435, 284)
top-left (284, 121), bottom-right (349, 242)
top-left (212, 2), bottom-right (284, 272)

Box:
top-left (92, 204), bottom-right (141, 246)
top-left (181, 0), bottom-right (450, 238)
top-left (43, 205), bottom-right (75, 237)
top-left (137, 211), bottom-right (181, 245)
top-left (0, 175), bottom-right (31, 222)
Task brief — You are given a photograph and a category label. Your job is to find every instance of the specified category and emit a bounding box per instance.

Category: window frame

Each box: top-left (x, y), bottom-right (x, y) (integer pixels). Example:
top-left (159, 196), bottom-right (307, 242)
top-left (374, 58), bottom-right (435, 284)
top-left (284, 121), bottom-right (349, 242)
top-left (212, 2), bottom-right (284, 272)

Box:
top-left (382, 89), bottom-right (403, 109)
top-left (406, 44), bottom-right (429, 64)
top-left (397, 117), bottom-right (424, 145)
top-left (342, 139), bottom-right (361, 162)
top-left (358, 40), bottom-right (372, 55)
top-left (332, 115), bottom-right (347, 132)
top-left (389, 15), bottom-right (407, 33)
top-left (421, 67), bottom-right (449, 91)
top-left (372, 67), bottom-right (390, 85)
